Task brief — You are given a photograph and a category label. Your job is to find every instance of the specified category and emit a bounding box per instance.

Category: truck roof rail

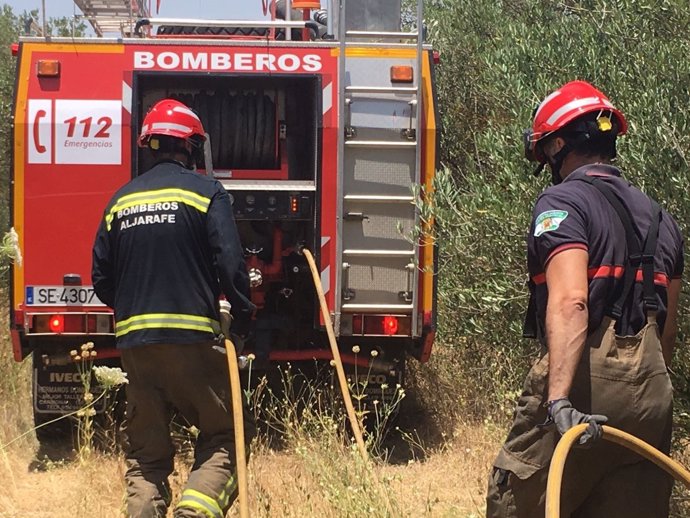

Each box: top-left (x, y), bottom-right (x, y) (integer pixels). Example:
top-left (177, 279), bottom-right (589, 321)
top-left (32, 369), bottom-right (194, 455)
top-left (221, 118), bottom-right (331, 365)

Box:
top-left (134, 18), bottom-right (320, 37)
top-left (74, 0), bottom-right (149, 37)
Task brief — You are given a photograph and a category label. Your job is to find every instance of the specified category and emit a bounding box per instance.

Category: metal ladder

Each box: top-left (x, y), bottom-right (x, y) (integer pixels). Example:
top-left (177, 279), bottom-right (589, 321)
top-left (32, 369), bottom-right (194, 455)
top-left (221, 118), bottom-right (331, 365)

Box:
top-left (73, 0), bottom-right (150, 36)
top-left (336, 0), bottom-right (425, 336)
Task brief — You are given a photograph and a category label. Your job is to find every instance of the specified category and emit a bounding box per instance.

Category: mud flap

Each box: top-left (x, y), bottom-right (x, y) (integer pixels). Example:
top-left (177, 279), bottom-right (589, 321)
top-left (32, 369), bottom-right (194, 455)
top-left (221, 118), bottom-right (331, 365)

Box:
top-left (32, 361), bottom-right (105, 415)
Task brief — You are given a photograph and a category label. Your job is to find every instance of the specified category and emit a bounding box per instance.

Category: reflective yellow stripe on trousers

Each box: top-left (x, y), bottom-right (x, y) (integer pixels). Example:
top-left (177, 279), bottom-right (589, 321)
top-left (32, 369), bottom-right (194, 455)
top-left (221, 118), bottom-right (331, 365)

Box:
top-left (176, 489), bottom-right (223, 518)
top-left (217, 475), bottom-right (237, 510)
top-left (115, 313), bottom-right (221, 337)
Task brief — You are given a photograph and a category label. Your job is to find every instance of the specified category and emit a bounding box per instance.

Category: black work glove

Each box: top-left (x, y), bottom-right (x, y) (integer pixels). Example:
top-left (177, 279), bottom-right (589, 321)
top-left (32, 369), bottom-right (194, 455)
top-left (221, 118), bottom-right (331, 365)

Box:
top-left (548, 398), bottom-right (608, 447)
top-left (212, 332), bottom-right (246, 356)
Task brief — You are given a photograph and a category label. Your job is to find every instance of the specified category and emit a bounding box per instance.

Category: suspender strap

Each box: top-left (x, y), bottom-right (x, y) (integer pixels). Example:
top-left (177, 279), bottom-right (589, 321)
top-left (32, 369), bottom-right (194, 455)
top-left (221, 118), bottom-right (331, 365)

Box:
top-left (642, 198), bottom-right (662, 311)
top-left (578, 175), bottom-right (661, 319)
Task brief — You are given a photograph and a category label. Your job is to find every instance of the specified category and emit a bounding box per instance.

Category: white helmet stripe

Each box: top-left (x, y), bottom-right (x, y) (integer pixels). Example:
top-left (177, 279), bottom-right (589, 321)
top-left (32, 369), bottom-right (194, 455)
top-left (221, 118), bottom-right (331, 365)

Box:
top-left (533, 89), bottom-right (562, 121)
top-left (172, 106), bottom-right (201, 121)
top-left (546, 96), bottom-right (604, 127)
top-left (150, 122), bottom-right (193, 133)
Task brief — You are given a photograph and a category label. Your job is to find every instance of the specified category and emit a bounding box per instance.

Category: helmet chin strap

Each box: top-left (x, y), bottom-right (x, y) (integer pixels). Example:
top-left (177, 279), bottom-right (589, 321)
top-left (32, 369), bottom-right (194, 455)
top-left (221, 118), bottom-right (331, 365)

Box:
top-left (547, 143), bottom-right (572, 185)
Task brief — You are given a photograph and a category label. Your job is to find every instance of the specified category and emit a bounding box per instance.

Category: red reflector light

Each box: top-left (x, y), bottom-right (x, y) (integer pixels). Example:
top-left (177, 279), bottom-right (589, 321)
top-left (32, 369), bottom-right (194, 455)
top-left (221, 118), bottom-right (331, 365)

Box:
top-left (49, 315), bottom-right (64, 333)
top-left (63, 314), bottom-right (84, 333)
top-left (383, 316), bottom-right (399, 335)
top-left (352, 314), bottom-right (363, 334)
top-left (11, 43), bottom-right (18, 56)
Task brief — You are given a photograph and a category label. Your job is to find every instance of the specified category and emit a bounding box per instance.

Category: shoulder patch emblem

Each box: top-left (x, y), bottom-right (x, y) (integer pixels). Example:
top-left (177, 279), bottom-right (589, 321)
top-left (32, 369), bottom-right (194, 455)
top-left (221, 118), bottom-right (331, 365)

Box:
top-left (534, 210), bottom-right (568, 237)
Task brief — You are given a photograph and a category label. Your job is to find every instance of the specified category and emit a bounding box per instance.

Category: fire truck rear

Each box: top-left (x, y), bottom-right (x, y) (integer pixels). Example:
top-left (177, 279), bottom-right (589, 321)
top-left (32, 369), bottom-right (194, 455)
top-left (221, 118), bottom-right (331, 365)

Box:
top-left (10, 0), bottom-right (438, 433)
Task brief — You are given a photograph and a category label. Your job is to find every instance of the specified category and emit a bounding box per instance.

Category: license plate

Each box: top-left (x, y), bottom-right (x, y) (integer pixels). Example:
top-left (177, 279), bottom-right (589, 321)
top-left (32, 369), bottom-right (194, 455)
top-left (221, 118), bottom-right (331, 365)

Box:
top-left (26, 286), bottom-right (105, 307)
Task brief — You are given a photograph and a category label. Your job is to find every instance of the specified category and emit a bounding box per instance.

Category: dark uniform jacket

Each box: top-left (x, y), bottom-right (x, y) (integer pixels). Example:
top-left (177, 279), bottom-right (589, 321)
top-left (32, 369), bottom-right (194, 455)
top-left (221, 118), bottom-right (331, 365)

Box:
top-left (526, 164), bottom-right (684, 340)
top-left (92, 160), bottom-right (254, 348)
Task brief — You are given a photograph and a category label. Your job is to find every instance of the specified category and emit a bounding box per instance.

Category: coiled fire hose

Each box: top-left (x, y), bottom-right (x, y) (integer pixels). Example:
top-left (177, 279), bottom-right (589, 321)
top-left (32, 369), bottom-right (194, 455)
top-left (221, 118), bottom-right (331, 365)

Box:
top-left (302, 247), bottom-right (369, 463)
top-left (545, 423), bottom-right (690, 518)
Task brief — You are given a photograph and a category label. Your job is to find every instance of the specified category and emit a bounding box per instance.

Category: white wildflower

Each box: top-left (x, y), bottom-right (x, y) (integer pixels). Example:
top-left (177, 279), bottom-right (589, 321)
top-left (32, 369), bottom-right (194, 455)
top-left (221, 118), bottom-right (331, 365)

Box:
top-left (0, 228), bottom-right (22, 267)
top-left (351, 345), bottom-right (360, 354)
top-left (93, 366), bottom-right (129, 390)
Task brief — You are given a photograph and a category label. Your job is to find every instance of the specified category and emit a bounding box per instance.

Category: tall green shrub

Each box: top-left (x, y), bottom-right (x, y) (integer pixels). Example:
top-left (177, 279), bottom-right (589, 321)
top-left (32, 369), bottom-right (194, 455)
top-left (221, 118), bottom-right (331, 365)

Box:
top-left (425, 0), bottom-right (690, 416)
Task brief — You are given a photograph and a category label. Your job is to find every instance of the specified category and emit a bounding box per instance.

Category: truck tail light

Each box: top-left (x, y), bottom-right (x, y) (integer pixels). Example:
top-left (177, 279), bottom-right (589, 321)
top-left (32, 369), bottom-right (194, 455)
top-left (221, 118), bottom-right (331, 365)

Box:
top-left (49, 315), bottom-right (64, 333)
top-left (31, 313), bottom-right (112, 334)
top-left (350, 315), bottom-right (410, 336)
top-left (383, 316), bottom-right (399, 335)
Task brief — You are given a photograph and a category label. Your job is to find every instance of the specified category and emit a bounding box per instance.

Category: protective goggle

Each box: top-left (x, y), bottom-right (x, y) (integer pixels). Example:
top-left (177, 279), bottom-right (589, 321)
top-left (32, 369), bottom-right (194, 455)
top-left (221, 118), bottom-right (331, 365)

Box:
top-left (523, 128), bottom-right (546, 163)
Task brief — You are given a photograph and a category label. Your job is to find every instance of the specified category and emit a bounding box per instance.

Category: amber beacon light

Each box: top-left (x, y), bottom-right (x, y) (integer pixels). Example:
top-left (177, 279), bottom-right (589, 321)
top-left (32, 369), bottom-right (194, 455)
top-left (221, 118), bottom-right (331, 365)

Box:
top-left (292, 0), bottom-right (321, 8)
top-left (37, 59), bottom-right (61, 78)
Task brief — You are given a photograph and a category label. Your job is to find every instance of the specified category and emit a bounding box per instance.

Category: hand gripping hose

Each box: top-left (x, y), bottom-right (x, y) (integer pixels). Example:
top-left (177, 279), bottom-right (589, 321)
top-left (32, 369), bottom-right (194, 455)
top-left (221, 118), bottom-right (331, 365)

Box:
top-left (546, 423), bottom-right (690, 518)
top-left (224, 337), bottom-right (249, 518)
top-left (302, 247), bottom-right (369, 463)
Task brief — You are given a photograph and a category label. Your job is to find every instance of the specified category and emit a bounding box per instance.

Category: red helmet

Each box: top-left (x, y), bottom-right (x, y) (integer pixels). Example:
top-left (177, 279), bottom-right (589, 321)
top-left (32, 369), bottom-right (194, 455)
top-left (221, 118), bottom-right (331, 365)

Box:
top-left (138, 99), bottom-right (206, 148)
top-left (524, 80), bottom-right (627, 162)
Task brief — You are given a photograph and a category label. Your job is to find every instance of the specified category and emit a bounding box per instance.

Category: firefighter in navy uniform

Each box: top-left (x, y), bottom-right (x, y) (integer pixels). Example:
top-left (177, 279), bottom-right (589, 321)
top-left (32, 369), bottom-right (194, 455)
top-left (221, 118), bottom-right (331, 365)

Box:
top-left (486, 81), bottom-right (684, 517)
top-left (92, 99), bottom-right (255, 518)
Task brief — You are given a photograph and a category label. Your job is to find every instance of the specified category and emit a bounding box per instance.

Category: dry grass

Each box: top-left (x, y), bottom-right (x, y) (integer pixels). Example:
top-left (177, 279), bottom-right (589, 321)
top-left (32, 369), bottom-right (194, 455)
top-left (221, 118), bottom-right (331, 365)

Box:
top-left (2, 285), bottom-right (687, 518)
top-left (0, 422), bottom-right (498, 518)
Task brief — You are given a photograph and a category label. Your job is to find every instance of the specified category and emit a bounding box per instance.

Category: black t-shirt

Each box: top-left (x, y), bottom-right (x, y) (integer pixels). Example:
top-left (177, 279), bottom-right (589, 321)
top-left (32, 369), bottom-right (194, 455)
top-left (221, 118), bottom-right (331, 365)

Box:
top-left (526, 164), bottom-right (684, 339)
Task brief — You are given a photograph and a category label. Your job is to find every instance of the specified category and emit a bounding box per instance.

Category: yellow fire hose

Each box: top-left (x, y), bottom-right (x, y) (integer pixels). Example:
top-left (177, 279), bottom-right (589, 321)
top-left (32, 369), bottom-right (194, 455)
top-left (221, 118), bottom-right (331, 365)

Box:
top-left (224, 337), bottom-right (249, 518)
top-left (302, 247), bottom-right (369, 463)
top-left (546, 423), bottom-right (690, 518)
top-left (221, 247), bottom-right (369, 518)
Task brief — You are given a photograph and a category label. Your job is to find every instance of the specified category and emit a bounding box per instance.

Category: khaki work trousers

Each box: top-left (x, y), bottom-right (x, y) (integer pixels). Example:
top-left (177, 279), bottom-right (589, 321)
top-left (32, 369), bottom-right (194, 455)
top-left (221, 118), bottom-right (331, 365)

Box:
top-left (486, 316), bottom-right (673, 518)
top-left (121, 342), bottom-right (255, 518)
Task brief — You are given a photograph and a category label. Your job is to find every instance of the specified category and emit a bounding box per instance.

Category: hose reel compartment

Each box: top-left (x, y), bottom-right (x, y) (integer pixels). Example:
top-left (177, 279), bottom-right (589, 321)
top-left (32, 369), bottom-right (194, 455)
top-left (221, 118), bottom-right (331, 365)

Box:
top-left (135, 73), bottom-right (321, 182)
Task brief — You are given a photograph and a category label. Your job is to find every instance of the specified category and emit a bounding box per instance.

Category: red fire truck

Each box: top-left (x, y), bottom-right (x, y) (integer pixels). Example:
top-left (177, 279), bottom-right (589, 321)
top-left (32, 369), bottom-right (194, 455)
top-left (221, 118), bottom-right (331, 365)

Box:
top-left (10, 0), bottom-right (438, 432)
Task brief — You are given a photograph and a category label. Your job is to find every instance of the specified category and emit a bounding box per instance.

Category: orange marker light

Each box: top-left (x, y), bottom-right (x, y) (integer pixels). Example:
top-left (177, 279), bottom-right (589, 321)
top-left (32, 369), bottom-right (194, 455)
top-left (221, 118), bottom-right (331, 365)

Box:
top-left (292, 0), bottom-right (320, 7)
top-left (37, 59), bottom-right (60, 78)
top-left (290, 196), bottom-right (299, 213)
top-left (390, 65), bottom-right (413, 83)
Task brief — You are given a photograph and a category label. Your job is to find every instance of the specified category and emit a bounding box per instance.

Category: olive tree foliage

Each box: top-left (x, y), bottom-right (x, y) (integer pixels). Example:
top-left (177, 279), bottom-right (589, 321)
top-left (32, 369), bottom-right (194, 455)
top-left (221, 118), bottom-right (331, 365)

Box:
top-left (20, 9), bottom-right (87, 38)
top-left (0, 5), bottom-right (19, 235)
top-left (422, 0), bottom-right (690, 417)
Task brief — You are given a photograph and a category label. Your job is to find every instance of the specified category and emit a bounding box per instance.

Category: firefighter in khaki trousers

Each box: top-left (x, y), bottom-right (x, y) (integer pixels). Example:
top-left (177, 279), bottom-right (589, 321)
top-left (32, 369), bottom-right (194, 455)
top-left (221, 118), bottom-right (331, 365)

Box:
top-left (92, 99), bottom-right (255, 518)
top-left (486, 81), bottom-right (684, 517)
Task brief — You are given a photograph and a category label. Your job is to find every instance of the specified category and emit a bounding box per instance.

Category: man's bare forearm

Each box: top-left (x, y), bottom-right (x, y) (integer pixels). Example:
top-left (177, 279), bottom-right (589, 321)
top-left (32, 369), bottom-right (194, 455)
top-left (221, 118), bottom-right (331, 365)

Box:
top-left (546, 295), bottom-right (589, 402)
